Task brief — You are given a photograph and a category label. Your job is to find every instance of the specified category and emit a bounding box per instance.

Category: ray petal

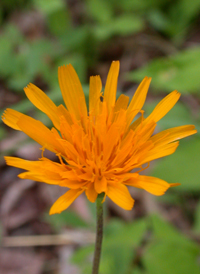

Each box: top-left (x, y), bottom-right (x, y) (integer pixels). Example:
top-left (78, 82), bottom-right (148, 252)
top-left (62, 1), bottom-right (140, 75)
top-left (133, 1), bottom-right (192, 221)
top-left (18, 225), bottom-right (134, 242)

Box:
top-left (2, 109), bottom-right (23, 130)
top-left (85, 183), bottom-right (98, 202)
top-left (58, 64), bottom-right (87, 126)
top-left (19, 172), bottom-right (61, 184)
top-left (107, 183), bottom-right (134, 210)
top-left (94, 176), bottom-right (107, 194)
top-left (24, 84), bottom-right (60, 130)
top-left (17, 115), bottom-right (65, 154)
top-left (89, 75), bottom-right (102, 115)
top-left (146, 90), bottom-right (180, 123)
top-left (49, 189), bottom-right (84, 215)
top-left (114, 94), bottom-right (129, 113)
top-left (5, 156), bottom-right (67, 185)
top-left (150, 125), bottom-right (197, 145)
top-left (125, 175), bottom-right (173, 196)
top-left (126, 76), bottom-right (151, 127)
top-left (104, 61), bottom-right (120, 113)
top-left (59, 179), bottom-right (87, 189)
top-left (5, 156), bottom-right (39, 170)
top-left (138, 141), bottom-right (179, 165)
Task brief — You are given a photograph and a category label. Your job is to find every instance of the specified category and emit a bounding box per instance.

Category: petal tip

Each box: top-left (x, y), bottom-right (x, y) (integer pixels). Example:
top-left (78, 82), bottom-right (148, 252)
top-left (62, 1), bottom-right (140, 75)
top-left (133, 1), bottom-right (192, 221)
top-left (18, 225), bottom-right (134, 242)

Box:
top-left (4, 156), bottom-right (9, 164)
top-left (174, 90), bottom-right (181, 97)
top-left (144, 76), bottom-right (152, 81)
top-left (170, 183), bottom-right (181, 188)
top-left (111, 60), bottom-right (120, 70)
top-left (128, 199), bottom-right (135, 210)
top-left (112, 60), bottom-right (120, 64)
top-left (49, 205), bottom-right (62, 215)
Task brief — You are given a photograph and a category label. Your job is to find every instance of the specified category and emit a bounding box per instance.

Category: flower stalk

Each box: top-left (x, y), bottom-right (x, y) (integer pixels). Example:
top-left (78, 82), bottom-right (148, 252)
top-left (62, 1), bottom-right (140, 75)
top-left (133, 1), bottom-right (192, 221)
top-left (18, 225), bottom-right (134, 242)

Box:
top-left (92, 193), bottom-right (104, 274)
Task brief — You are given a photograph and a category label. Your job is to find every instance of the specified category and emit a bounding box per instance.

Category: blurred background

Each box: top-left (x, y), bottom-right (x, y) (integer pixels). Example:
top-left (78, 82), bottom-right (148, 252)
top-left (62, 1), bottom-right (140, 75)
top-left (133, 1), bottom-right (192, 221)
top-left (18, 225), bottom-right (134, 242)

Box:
top-left (0, 0), bottom-right (200, 273)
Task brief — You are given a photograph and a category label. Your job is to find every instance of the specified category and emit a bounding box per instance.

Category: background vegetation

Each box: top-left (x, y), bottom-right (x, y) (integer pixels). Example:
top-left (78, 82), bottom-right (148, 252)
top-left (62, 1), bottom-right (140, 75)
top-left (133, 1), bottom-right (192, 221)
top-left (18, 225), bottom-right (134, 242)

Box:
top-left (0, 0), bottom-right (200, 273)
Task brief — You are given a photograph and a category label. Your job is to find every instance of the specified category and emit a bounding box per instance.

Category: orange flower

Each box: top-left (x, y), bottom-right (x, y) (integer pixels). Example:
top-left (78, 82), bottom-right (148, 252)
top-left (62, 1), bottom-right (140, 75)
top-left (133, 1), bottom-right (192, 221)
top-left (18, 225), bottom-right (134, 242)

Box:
top-left (2, 61), bottom-right (197, 214)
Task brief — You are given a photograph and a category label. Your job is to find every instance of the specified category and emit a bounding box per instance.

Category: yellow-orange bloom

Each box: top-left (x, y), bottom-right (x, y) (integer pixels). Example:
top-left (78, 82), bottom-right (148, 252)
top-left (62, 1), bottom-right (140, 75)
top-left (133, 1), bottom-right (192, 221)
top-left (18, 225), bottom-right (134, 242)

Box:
top-left (2, 61), bottom-right (197, 214)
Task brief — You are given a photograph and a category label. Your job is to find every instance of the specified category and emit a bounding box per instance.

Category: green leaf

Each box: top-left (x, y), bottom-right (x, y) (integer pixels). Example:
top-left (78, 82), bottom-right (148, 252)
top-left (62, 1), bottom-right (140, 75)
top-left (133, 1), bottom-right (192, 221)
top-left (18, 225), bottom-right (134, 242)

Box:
top-left (130, 268), bottom-right (147, 274)
top-left (109, 15), bottom-right (144, 36)
top-left (127, 47), bottom-right (200, 94)
top-left (100, 243), bottom-right (133, 274)
top-left (71, 245), bottom-right (94, 274)
top-left (193, 200), bottom-right (200, 233)
top-left (59, 27), bottom-right (89, 51)
top-left (180, 0), bottom-right (200, 20)
top-left (100, 219), bottom-right (147, 274)
top-left (44, 210), bottom-right (88, 232)
top-left (104, 218), bottom-right (147, 247)
top-left (0, 221), bottom-right (2, 241)
top-left (117, 0), bottom-right (167, 12)
top-left (47, 9), bottom-right (71, 36)
top-left (4, 24), bottom-right (24, 45)
top-left (87, 0), bottom-right (113, 23)
top-left (0, 37), bottom-right (14, 77)
top-left (33, 0), bottom-right (64, 15)
top-left (26, 40), bottom-right (53, 75)
top-left (149, 215), bottom-right (199, 250)
top-left (166, 0), bottom-right (200, 41)
top-left (72, 219), bottom-right (147, 274)
top-left (143, 215), bottom-right (200, 274)
top-left (147, 9), bottom-right (170, 31)
top-left (0, 127), bottom-right (6, 141)
top-left (150, 137), bottom-right (200, 191)
top-left (94, 15), bottom-right (144, 40)
top-left (7, 39), bottom-right (54, 91)
top-left (143, 242), bottom-right (200, 274)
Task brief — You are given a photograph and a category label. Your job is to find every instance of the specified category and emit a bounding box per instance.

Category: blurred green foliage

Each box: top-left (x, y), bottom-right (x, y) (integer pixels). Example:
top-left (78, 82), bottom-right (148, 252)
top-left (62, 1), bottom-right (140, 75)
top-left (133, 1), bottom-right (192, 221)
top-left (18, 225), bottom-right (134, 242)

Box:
top-left (151, 137), bottom-right (200, 191)
top-left (44, 210), bottom-right (88, 232)
top-left (1, 0), bottom-right (200, 273)
top-left (127, 47), bottom-right (200, 94)
top-left (72, 215), bottom-right (200, 274)
top-left (1, 0), bottom-right (200, 94)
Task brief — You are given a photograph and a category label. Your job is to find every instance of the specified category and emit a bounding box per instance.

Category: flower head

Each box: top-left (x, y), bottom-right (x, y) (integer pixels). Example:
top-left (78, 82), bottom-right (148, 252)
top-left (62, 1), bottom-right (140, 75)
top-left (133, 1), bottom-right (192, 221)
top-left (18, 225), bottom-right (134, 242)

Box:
top-left (2, 61), bottom-right (197, 214)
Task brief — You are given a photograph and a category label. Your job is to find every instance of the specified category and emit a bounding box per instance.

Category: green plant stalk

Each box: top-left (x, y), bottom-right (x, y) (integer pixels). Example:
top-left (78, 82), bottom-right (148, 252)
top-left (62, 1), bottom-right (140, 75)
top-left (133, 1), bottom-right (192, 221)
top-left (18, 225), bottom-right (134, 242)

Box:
top-left (92, 193), bottom-right (104, 274)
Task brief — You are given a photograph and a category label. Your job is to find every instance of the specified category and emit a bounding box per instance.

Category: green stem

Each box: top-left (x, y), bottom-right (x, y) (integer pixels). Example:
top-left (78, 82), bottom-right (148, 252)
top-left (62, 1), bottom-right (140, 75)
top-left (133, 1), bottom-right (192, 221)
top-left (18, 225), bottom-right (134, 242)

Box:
top-left (92, 193), bottom-right (104, 274)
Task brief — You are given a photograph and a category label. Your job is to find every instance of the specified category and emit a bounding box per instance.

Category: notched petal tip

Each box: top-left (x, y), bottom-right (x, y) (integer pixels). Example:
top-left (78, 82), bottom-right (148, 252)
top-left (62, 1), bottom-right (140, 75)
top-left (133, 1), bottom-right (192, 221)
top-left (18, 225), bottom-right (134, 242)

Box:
top-left (144, 76), bottom-right (152, 81)
top-left (2, 108), bottom-right (22, 130)
top-left (58, 64), bottom-right (68, 69)
top-left (4, 156), bottom-right (10, 165)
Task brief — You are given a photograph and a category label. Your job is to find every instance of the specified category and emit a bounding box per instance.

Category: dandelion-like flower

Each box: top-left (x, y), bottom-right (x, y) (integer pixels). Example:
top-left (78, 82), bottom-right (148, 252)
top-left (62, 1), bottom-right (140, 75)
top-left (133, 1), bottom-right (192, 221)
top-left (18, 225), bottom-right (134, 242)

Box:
top-left (2, 61), bottom-right (197, 214)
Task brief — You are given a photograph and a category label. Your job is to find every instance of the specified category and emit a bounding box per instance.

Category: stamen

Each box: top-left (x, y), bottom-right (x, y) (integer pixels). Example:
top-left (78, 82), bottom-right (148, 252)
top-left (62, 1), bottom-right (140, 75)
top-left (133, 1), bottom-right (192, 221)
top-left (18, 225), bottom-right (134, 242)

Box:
top-left (57, 153), bottom-right (64, 165)
top-left (40, 146), bottom-right (46, 158)
top-left (136, 162), bottom-right (150, 173)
